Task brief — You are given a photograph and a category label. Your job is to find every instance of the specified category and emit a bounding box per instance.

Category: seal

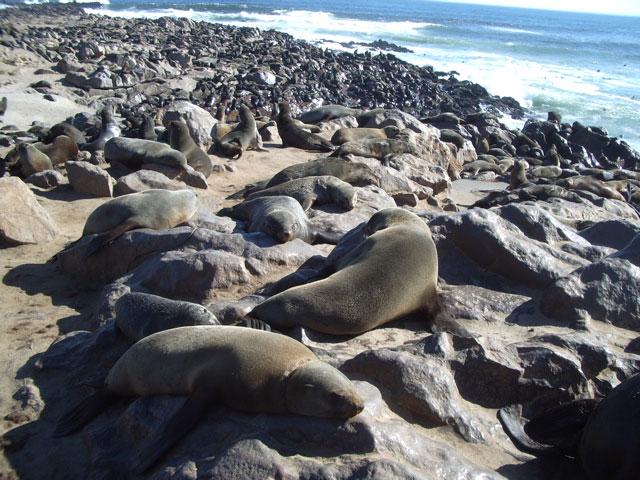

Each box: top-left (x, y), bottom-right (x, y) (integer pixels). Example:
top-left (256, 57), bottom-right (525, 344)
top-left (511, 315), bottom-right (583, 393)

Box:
top-left (277, 102), bottom-right (335, 152)
top-left (216, 105), bottom-right (267, 159)
top-left (330, 126), bottom-right (400, 146)
top-left (80, 189), bottom-right (197, 254)
top-left (498, 373), bottom-right (640, 480)
top-left (509, 160), bottom-right (530, 190)
top-left (138, 115), bottom-right (157, 141)
top-left (266, 157), bottom-right (380, 189)
top-left (298, 104), bottom-right (362, 124)
top-left (105, 137), bottom-right (188, 171)
top-left (247, 175), bottom-right (358, 211)
top-left (557, 176), bottom-right (625, 201)
top-left (115, 292), bottom-right (219, 341)
top-left (219, 196), bottom-right (340, 244)
top-left (249, 208), bottom-right (439, 335)
top-left (54, 325), bottom-right (364, 473)
top-left (15, 143), bottom-right (52, 177)
top-left (168, 120), bottom-right (213, 177)
top-left (83, 104), bottom-right (121, 152)
top-left (531, 165), bottom-right (562, 179)
top-left (439, 129), bottom-right (466, 149)
top-left (44, 122), bottom-right (86, 145)
top-left (330, 137), bottom-right (415, 160)
top-left (462, 160), bottom-right (507, 176)
top-left (33, 135), bottom-right (78, 165)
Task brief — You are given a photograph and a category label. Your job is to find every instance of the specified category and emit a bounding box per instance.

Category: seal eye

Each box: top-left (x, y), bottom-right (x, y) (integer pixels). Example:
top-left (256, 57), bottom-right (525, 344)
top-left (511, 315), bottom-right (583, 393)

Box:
top-left (291, 222), bottom-right (300, 232)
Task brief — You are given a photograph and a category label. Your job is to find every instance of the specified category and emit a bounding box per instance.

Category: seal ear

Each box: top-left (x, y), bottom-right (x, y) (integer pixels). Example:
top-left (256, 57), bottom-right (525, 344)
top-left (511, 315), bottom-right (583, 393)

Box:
top-left (131, 389), bottom-right (211, 475)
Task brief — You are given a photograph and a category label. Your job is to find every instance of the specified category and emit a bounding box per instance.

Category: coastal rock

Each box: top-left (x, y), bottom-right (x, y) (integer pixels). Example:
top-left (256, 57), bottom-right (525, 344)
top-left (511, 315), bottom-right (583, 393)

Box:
top-left (113, 170), bottom-right (188, 196)
top-left (66, 160), bottom-right (114, 197)
top-left (142, 163), bottom-right (208, 190)
top-left (0, 177), bottom-right (57, 246)
top-left (24, 169), bottom-right (66, 189)
top-left (162, 101), bottom-right (217, 147)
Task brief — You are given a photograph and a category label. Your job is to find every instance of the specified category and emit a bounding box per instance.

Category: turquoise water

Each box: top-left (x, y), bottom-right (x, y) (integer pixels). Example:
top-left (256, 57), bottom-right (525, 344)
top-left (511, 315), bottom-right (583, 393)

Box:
top-left (16, 0), bottom-right (640, 149)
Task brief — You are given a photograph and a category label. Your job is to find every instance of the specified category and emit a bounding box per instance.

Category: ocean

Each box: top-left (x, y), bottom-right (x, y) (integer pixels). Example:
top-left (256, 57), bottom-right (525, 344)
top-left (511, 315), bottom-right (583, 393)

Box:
top-left (11, 0), bottom-right (640, 150)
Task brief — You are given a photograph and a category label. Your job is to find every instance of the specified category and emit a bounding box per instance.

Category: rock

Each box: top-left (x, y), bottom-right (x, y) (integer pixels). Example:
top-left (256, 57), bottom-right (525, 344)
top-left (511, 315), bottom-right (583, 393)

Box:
top-left (4, 379), bottom-right (44, 425)
top-left (162, 101), bottom-right (217, 147)
top-left (429, 208), bottom-right (588, 289)
top-left (113, 170), bottom-right (188, 196)
top-left (541, 236), bottom-right (640, 331)
top-left (141, 163), bottom-right (208, 190)
top-left (578, 219), bottom-right (640, 250)
top-left (24, 169), bottom-right (66, 189)
top-left (66, 161), bottom-right (114, 197)
top-left (0, 177), bottom-right (57, 246)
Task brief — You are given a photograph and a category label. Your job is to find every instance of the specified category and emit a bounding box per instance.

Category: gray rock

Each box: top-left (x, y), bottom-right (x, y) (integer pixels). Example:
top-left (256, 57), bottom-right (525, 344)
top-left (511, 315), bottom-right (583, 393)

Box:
top-left (163, 101), bottom-right (217, 147)
top-left (142, 163), bottom-right (208, 190)
top-left (66, 161), bottom-right (114, 197)
top-left (0, 177), bottom-right (57, 246)
top-left (113, 170), bottom-right (187, 196)
top-left (579, 219), bottom-right (640, 250)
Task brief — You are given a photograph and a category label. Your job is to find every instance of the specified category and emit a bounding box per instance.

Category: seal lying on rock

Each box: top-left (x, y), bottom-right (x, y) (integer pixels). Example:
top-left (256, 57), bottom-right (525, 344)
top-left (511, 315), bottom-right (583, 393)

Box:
top-left (33, 135), bottom-right (78, 165)
top-left (78, 189), bottom-right (197, 255)
top-left (219, 196), bottom-right (341, 244)
top-left (249, 208), bottom-right (439, 335)
top-left (54, 326), bottom-right (364, 473)
top-left (330, 137), bottom-right (415, 160)
top-left (215, 105), bottom-right (266, 159)
top-left (168, 120), bottom-right (213, 177)
top-left (247, 175), bottom-right (358, 211)
top-left (266, 157), bottom-right (380, 189)
top-left (298, 104), bottom-right (362, 124)
top-left (556, 176), bottom-right (625, 201)
top-left (498, 373), bottom-right (640, 480)
top-left (115, 292), bottom-right (220, 341)
top-left (105, 137), bottom-right (188, 171)
top-left (277, 102), bottom-right (335, 152)
top-left (330, 126), bottom-right (400, 146)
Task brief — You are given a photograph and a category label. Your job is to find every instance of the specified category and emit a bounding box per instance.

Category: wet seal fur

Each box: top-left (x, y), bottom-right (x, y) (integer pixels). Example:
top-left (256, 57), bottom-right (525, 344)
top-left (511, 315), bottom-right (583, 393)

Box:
top-left (168, 120), bottom-right (213, 177)
top-left (247, 175), bottom-right (358, 211)
top-left (249, 208), bottom-right (439, 335)
top-left (277, 102), bottom-right (335, 152)
top-left (54, 325), bottom-right (364, 473)
top-left (115, 292), bottom-right (220, 341)
top-left (498, 373), bottom-right (640, 480)
top-left (216, 105), bottom-right (266, 159)
top-left (219, 195), bottom-right (341, 244)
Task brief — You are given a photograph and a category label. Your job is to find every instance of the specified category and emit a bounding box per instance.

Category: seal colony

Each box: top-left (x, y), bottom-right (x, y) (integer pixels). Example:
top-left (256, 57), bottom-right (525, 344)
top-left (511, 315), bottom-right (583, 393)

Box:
top-left (1, 4), bottom-right (640, 480)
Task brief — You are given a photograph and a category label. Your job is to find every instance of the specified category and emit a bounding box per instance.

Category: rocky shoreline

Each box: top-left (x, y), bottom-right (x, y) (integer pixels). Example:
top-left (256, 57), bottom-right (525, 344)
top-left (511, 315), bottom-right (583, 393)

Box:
top-left (0, 3), bottom-right (639, 480)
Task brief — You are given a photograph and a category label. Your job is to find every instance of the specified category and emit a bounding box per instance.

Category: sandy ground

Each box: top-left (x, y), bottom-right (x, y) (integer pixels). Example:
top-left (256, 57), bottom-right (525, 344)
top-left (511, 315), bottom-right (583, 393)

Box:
top-left (0, 49), bottom-right (523, 479)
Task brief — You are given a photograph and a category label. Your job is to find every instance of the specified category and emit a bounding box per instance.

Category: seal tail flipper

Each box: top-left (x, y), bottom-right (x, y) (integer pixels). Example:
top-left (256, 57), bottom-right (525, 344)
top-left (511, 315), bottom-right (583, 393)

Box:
top-left (53, 389), bottom-right (115, 437)
top-left (312, 229), bottom-right (343, 245)
top-left (497, 405), bottom-right (558, 457)
top-left (131, 390), bottom-right (210, 475)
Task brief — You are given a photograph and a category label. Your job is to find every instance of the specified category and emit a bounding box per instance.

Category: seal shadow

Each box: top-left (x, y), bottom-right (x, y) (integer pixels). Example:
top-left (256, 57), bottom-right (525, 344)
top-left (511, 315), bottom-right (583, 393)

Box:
top-left (497, 456), bottom-right (583, 480)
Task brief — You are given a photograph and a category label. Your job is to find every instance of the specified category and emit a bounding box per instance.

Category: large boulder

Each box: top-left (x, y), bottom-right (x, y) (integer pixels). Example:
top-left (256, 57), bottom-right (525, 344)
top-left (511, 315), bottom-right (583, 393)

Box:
top-left (66, 161), bottom-right (114, 197)
top-left (0, 177), bottom-right (57, 246)
top-left (162, 101), bottom-right (217, 147)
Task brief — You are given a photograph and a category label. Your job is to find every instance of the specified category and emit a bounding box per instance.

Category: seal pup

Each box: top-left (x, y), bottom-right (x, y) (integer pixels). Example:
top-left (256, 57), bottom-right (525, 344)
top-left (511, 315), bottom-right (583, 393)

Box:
top-left (509, 160), bottom-right (530, 190)
top-left (330, 137), bottom-right (415, 160)
top-left (168, 120), bottom-right (213, 177)
top-left (249, 208), bottom-right (439, 335)
top-left (115, 292), bottom-right (219, 341)
top-left (331, 126), bottom-right (400, 146)
top-left (83, 104), bottom-right (121, 152)
top-left (138, 115), bottom-right (157, 141)
top-left (54, 326), bottom-right (364, 473)
top-left (499, 373), bottom-right (640, 480)
top-left (277, 102), bottom-right (335, 152)
top-left (247, 175), bottom-right (358, 211)
top-left (215, 105), bottom-right (267, 159)
top-left (15, 143), bottom-right (52, 177)
top-left (219, 196), bottom-right (340, 244)
top-left (33, 135), bottom-right (78, 165)
top-left (78, 189), bottom-right (197, 255)
top-left (298, 104), bottom-right (362, 124)
top-left (105, 137), bottom-right (188, 171)
top-left (44, 122), bottom-right (86, 145)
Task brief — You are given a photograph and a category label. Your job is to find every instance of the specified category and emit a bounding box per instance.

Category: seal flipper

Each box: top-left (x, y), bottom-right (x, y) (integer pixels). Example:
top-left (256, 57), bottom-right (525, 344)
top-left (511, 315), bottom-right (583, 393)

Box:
top-left (53, 388), bottom-right (116, 437)
top-left (132, 389), bottom-right (211, 474)
top-left (238, 317), bottom-right (272, 331)
top-left (498, 405), bottom-right (559, 457)
top-left (311, 229), bottom-right (343, 245)
top-left (83, 219), bottom-right (140, 259)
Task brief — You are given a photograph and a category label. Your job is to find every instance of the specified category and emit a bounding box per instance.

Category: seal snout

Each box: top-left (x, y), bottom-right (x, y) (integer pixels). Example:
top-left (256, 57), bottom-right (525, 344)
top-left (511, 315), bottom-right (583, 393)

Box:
top-left (332, 390), bottom-right (365, 419)
top-left (279, 229), bottom-right (294, 242)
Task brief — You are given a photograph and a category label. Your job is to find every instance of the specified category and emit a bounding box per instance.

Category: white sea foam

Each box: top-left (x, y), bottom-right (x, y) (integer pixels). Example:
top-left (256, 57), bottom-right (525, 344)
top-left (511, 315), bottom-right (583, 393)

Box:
top-left (486, 26), bottom-right (542, 36)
